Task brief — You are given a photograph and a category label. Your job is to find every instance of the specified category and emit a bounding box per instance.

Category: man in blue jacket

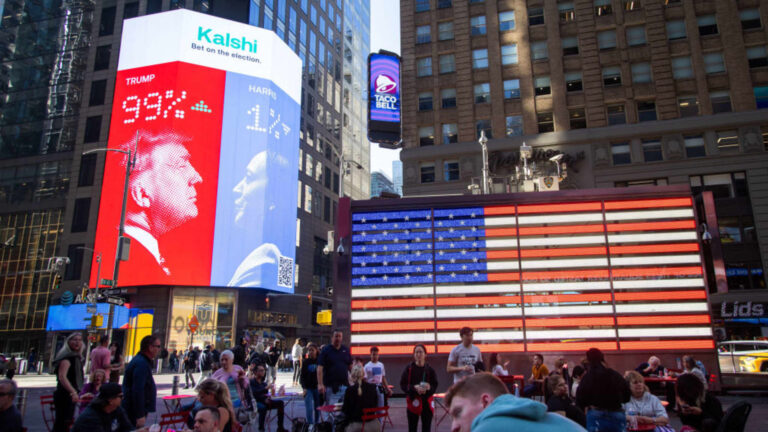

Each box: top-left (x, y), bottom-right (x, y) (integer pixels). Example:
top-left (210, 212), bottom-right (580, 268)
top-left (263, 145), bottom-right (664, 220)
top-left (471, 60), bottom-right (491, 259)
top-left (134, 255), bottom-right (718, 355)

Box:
top-left (122, 335), bottom-right (160, 427)
top-left (446, 372), bottom-right (585, 432)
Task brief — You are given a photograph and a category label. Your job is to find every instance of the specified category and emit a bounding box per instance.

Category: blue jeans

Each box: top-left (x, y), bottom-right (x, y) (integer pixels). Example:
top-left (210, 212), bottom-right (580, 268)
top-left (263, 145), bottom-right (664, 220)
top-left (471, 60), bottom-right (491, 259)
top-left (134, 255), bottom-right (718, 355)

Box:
top-left (304, 389), bottom-right (321, 424)
top-left (325, 385), bottom-right (347, 405)
top-left (586, 410), bottom-right (626, 432)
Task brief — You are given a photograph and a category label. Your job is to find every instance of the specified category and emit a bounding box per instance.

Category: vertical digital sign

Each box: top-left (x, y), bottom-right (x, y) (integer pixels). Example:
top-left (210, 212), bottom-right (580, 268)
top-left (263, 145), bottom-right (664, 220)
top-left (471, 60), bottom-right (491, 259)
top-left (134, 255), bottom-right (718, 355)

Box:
top-left (367, 51), bottom-right (402, 148)
top-left (91, 9), bottom-right (301, 293)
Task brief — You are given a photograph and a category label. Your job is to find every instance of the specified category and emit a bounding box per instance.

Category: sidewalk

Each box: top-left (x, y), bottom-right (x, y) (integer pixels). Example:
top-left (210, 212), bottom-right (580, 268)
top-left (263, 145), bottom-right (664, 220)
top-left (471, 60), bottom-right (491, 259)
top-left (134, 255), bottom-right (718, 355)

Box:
top-left (13, 371), bottom-right (768, 431)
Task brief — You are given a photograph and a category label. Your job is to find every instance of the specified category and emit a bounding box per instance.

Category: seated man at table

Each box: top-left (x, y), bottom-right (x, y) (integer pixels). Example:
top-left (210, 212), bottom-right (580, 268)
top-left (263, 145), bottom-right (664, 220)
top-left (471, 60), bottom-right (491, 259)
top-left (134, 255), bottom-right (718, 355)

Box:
top-left (635, 356), bottom-right (676, 409)
top-left (249, 365), bottom-right (287, 432)
top-left (446, 372), bottom-right (585, 432)
top-left (622, 371), bottom-right (669, 430)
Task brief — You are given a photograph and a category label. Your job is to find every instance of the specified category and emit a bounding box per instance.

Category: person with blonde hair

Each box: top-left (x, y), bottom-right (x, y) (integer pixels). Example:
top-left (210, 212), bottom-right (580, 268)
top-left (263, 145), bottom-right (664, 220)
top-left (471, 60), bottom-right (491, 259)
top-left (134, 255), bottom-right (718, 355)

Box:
top-left (185, 378), bottom-right (235, 432)
top-left (622, 371), bottom-right (669, 429)
top-left (53, 332), bottom-right (84, 431)
top-left (341, 363), bottom-right (380, 432)
top-left (79, 369), bottom-right (107, 412)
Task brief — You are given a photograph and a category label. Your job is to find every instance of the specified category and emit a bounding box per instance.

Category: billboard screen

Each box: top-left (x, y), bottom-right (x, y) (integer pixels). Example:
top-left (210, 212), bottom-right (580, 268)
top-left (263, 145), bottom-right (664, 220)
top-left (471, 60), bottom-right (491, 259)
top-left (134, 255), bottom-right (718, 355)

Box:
top-left (347, 195), bottom-right (715, 355)
top-left (46, 304), bottom-right (131, 331)
top-left (91, 10), bottom-right (301, 292)
top-left (367, 51), bottom-right (402, 148)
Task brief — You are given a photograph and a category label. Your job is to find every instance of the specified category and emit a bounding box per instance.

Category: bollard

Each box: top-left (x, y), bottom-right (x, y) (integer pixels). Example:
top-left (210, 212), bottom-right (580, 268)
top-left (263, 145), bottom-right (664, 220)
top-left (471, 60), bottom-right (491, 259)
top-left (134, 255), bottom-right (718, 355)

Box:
top-left (157, 358), bottom-right (163, 374)
top-left (172, 375), bottom-right (180, 395)
top-left (37, 361), bottom-right (44, 375)
top-left (16, 388), bottom-right (27, 418)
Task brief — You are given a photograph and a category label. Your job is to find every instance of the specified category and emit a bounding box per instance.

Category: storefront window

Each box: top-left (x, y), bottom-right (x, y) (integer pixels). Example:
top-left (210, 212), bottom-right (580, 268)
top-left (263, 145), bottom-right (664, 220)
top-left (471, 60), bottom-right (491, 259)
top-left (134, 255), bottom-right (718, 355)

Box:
top-left (168, 288), bottom-right (236, 351)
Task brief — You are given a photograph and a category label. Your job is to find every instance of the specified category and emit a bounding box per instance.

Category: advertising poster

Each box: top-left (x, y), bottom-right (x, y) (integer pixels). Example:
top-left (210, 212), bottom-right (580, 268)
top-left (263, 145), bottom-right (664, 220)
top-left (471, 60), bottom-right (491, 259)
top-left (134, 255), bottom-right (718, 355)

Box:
top-left (367, 52), bottom-right (402, 146)
top-left (91, 9), bottom-right (301, 292)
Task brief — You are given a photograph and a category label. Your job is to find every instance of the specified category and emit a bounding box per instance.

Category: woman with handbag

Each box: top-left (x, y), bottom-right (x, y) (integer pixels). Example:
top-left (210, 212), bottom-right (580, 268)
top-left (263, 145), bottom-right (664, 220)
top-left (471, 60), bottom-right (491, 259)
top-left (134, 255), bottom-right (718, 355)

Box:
top-left (212, 351), bottom-right (250, 419)
top-left (400, 344), bottom-right (438, 432)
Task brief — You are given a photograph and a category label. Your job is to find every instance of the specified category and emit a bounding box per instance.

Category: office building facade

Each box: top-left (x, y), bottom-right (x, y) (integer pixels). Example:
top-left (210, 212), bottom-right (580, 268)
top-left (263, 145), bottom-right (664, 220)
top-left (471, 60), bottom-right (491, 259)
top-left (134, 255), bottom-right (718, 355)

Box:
top-left (370, 170), bottom-right (395, 197)
top-left (0, 0), bottom-right (370, 360)
top-left (399, 0), bottom-right (768, 339)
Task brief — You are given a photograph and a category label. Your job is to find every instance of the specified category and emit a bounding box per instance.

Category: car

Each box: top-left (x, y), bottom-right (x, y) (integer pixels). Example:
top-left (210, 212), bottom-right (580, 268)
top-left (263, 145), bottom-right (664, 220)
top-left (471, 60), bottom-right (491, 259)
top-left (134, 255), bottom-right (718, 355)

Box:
top-left (718, 340), bottom-right (768, 389)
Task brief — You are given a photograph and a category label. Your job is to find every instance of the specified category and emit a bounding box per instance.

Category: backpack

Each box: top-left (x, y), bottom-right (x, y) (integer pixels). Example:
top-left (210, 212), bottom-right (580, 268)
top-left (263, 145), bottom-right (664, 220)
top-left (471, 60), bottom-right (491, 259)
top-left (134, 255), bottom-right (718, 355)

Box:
top-left (200, 351), bottom-right (212, 371)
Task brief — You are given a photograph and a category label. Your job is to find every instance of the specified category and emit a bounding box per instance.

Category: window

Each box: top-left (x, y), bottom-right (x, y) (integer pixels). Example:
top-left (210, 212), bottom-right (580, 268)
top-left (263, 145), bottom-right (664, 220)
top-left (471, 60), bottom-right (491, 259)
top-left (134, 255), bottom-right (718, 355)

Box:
top-left (678, 96), bottom-right (700, 117)
top-left (472, 49), bottom-right (488, 68)
top-left (565, 72), bottom-right (583, 92)
top-left (146, 0), bottom-right (162, 14)
top-left (438, 22), bottom-right (454, 40)
top-left (690, 172), bottom-right (748, 199)
top-left (415, 0), bottom-right (430, 13)
top-left (559, 2), bottom-right (575, 23)
top-left (626, 26), bottom-right (646, 46)
top-left (442, 123), bottom-right (458, 144)
top-left (474, 83), bottom-right (490, 103)
top-left (698, 15), bottom-right (718, 36)
top-left (755, 86), bottom-right (768, 109)
top-left (84, 116), bottom-right (101, 142)
top-left (625, 0), bottom-right (641, 11)
top-left (476, 120), bottom-right (492, 139)
top-left (531, 41), bottom-right (548, 60)
top-left (716, 130), bottom-right (739, 153)
top-left (501, 44), bottom-right (518, 65)
top-left (615, 178), bottom-right (668, 187)
top-left (439, 54), bottom-right (456, 73)
top-left (505, 116), bottom-right (523, 137)
top-left (740, 9), bottom-right (762, 31)
top-left (420, 163), bottom-right (435, 183)
top-left (570, 108), bottom-right (587, 129)
top-left (418, 92), bottom-right (433, 111)
top-left (78, 153), bottom-right (97, 187)
top-left (597, 30), bottom-right (617, 50)
top-left (471, 16), bottom-right (487, 36)
top-left (603, 66), bottom-right (622, 87)
top-left (499, 10), bottom-right (515, 31)
top-left (667, 20), bottom-right (686, 40)
top-left (747, 46), bottom-right (768, 68)
top-left (642, 139), bottom-right (663, 162)
top-left (612, 142), bottom-right (631, 165)
top-left (534, 76), bottom-right (551, 96)
top-left (419, 126), bottom-right (435, 146)
top-left (607, 105), bottom-right (626, 125)
top-left (417, 57), bottom-right (432, 76)
top-left (503, 79), bottom-right (520, 99)
top-left (685, 135), bottom-right (706, 158)
top-left (529, 7), bottom-right (544, 26)
top-left (631, 62), bottom-right (652, 83)
top-left (711, 91), bottom-right (732, 113)
top-left (671, 56), bottom-right (693, 79)
top-left (562, 37), bottom-right (579, 56)
top-left (416, 25), bottom-right (431, 44)
top-left (71, 198), bottom-right (91, 232)
top-left (124, 2), bottom-right (139, 19)
top-left (703, 52), bottom-right (726, 74)
top-left (99, 6), bottom-right (116, 36)
top-left (437, 0), bottom-right (452, 9)
top-left (89, 80), bottom-right (107, 106)
top-left (94, 45), bottom-right (111, 71)
top-left (444, 161), bottom-right (460, 181)
top-left (441, 88), bottom-right (457, 108)
top-left (537, 112), bottom-right (554, 133)
top-left (595, 0), bottom-right (612, 16)
top-left (637, 100), bottom-right (657, 122)
top-left (64, 244), bottom-right (85, 280)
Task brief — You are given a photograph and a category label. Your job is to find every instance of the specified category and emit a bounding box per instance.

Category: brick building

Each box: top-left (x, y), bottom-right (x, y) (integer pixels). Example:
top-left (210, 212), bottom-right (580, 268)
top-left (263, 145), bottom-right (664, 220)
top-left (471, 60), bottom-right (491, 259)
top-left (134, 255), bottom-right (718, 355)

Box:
top-left (398, 0), bottom-right (768, 339)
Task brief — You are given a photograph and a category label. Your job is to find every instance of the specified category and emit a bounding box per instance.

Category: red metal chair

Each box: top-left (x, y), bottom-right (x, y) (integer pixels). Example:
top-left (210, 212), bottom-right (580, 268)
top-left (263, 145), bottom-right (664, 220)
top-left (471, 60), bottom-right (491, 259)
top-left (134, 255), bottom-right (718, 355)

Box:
top-left (159, 410), bottom-right (190, 432)
top-left (361, 406), bottom-right (388, 431)
top-left (40, 394), bottom-right (54, 432)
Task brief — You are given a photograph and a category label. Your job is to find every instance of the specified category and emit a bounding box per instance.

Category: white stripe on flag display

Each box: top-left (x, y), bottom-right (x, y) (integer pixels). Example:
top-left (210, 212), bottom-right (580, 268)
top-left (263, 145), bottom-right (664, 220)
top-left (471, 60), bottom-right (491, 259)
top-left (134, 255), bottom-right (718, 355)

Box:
top-left (348, 196), bottom-right (714, 356)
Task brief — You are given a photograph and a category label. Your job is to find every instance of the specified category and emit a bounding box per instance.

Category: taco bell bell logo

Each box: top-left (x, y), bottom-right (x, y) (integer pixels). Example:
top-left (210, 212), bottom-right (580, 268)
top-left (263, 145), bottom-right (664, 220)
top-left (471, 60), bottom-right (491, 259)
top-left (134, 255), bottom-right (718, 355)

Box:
top-left (374, 74), bottom-right (398, 110)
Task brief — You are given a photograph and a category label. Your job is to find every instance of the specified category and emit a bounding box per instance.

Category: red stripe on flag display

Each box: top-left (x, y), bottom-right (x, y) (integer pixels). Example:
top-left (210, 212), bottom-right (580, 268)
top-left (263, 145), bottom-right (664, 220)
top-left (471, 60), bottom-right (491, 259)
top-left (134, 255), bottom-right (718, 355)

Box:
top-left (620, 340), bottom-right (715, 350)
top-left (604, 197), bottom-right (693, 210)
top-left (616, 315), bottom-right (711, 326)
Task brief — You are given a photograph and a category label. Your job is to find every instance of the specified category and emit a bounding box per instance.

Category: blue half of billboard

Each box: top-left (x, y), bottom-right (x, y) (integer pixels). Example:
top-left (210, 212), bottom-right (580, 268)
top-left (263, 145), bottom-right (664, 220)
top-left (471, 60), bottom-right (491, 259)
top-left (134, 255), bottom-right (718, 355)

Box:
top-left (46, 304), bottom-right (131, 331)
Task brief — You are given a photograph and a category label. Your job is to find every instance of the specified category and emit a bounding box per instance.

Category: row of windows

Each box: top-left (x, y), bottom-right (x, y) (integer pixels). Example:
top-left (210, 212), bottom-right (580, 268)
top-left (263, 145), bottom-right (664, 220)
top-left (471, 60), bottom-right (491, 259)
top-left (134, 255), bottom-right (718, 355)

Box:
top-left (416, 87), bottom-right (768, 145)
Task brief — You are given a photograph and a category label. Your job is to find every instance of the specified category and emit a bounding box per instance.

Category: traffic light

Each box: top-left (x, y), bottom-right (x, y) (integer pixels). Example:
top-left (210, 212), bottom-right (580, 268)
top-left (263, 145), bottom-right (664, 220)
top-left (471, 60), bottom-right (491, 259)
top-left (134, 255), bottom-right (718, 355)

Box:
top-left (90, 315), bottom-right (104, 328)
top-left (307, 293), bottom-right (312, 304)
top-left (52, 273), bottom-right (62, 291)
top-left (265, 296), bottom-right (270, 309)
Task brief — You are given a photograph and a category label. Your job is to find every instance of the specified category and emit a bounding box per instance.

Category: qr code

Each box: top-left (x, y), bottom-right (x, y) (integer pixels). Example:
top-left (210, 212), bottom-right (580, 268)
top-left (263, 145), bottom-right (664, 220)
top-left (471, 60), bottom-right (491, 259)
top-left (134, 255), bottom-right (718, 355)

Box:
top-left (277, 255), bottom-right (294, 288)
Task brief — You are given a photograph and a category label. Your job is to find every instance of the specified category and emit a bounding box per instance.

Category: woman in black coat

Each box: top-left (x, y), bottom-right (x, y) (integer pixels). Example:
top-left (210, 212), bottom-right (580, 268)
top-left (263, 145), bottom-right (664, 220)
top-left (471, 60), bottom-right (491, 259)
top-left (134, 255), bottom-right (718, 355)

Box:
top-left (400, 344), bottom-right (438, 432)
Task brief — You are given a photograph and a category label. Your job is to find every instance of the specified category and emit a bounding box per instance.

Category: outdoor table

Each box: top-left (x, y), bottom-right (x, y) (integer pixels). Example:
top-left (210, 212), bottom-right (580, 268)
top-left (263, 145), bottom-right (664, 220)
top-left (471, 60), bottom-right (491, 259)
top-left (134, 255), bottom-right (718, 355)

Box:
top-left (162, 394), bottom-right (196, 413)
top-left (271, 392), bottom-right (300, 421)
top-left (433, 393), bottom-right (450, 431)
top-left (643, 376), bottom-right (677, 383)
top-left (317, 403), bottom-right (342, 423)
top-left (627, 423), bottom-right (656, 431)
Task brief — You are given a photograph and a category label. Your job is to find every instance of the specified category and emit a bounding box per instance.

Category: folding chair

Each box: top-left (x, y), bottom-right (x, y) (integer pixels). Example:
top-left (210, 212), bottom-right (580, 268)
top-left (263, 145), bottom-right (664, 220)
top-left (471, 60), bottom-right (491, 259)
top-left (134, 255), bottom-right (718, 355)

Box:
top-left (159, 410), bottom-right (190, 432)
top-left (361, 406), bottom-right (388, 431)
top-left (40, 395), bottom-right (54, 432)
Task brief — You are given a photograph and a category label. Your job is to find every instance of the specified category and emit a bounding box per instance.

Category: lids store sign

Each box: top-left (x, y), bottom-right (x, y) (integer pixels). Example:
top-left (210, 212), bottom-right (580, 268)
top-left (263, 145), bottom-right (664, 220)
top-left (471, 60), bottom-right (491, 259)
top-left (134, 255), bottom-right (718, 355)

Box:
top-left (719, 301), bottom-right (766, 319)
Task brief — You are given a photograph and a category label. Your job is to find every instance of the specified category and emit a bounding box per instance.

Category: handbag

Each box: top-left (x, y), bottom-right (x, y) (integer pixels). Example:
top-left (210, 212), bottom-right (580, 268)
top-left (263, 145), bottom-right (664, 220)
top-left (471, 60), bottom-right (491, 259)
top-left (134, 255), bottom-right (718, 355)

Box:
top-left (405, 364), bottom-right (434, 415)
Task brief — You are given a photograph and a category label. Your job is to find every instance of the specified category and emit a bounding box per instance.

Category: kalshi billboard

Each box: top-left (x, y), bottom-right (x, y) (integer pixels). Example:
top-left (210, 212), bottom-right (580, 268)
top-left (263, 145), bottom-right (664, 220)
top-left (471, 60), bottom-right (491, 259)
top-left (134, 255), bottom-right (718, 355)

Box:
top-left (91, 9), bottom-right (300, 292)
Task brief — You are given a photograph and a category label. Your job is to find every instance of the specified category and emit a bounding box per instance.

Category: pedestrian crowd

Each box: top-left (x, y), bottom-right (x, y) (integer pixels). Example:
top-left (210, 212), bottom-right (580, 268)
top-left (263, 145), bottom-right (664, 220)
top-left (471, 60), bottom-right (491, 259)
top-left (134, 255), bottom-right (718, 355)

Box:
top-left (0, 327), bottom-right (728, 432)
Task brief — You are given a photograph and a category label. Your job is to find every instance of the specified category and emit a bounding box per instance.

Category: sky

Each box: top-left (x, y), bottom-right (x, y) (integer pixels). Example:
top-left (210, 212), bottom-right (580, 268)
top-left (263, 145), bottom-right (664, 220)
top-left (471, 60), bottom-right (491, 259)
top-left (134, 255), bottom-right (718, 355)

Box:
top-left (368, 0), bottom-right (401, 180)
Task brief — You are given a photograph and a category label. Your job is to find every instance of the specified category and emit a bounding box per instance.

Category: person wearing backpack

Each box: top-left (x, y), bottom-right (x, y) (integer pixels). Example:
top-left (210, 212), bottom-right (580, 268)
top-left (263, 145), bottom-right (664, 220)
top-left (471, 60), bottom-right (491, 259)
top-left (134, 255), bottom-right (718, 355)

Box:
top-left (184, 346), bottom-right (198, 389)
top-left (200, 345), bottom-right (214, 382)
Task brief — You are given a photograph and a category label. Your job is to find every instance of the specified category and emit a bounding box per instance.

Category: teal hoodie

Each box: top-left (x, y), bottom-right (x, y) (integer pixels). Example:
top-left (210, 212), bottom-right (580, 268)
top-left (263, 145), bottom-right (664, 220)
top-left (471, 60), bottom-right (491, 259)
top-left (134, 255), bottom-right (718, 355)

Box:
top-left (472, 394), bottom-right (587, 432)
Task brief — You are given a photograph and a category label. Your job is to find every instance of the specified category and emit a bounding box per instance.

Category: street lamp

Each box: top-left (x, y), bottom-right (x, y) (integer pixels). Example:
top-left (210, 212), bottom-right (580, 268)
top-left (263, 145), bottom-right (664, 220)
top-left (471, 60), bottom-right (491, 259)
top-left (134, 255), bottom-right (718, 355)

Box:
top-left (327, 142), bottom-right (363, 198)
top-left (76, 246), bottom-right (102, 293)
top-left (479, 130), bottom-right (490, 195)
top-left (82, 132), bottom-right (138, 340)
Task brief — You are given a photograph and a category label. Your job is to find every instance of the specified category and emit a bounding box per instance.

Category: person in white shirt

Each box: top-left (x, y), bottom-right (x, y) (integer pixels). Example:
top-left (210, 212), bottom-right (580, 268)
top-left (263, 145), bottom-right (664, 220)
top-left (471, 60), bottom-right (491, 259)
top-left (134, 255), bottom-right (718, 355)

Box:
top-left (291, 339), bottom-right (303, 387)
top-left (363, 346), bottom-right (392, 408)
top-left (447, 327), bottom-right (482, 384)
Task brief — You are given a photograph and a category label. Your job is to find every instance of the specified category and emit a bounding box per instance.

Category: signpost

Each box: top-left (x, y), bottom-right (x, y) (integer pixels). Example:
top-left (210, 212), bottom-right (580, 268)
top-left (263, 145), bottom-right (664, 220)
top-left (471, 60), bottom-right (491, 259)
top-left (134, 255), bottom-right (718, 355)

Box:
top-left (106, 296), bottom-right (124, 306)
top-left (188, 315), bottom-right (199, 334)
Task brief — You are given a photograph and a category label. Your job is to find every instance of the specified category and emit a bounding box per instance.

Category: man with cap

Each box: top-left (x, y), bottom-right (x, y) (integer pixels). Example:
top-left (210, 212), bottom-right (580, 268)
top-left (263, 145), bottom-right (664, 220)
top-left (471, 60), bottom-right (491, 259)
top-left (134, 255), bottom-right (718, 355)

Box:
top-left (72, 383), bottom-right (143, 432)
